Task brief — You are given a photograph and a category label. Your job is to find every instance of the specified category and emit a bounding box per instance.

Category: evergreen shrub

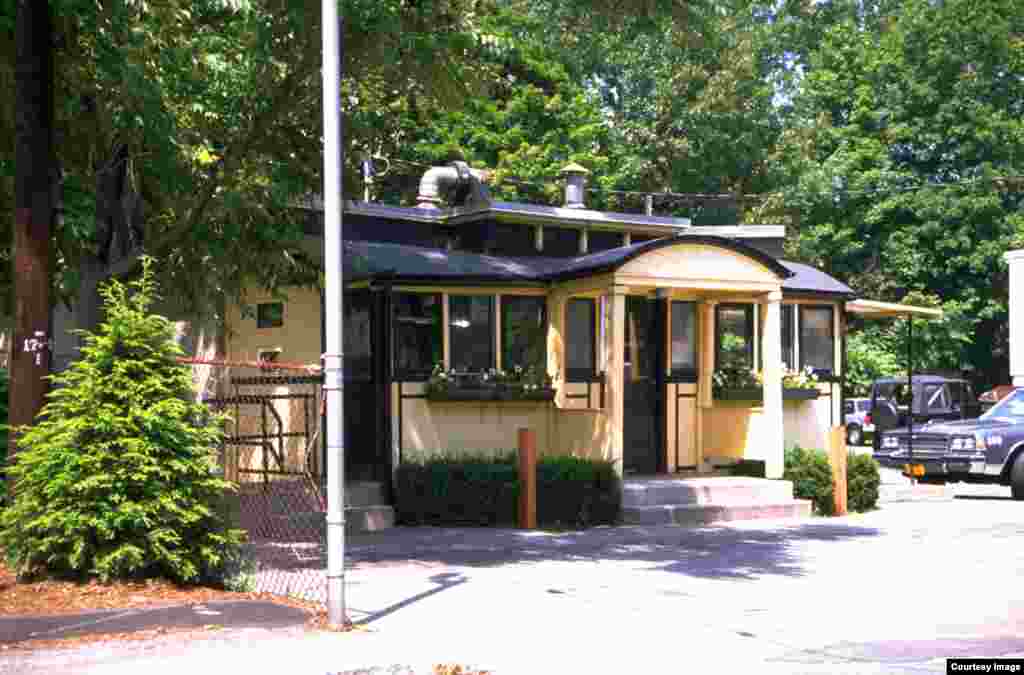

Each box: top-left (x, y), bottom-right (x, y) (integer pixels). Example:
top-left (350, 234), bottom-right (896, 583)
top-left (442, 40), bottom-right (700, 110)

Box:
top-left (0, 258), bottom-right (244, 583)
top-left (847, 452), bottom-right (881, 512)
top-left (783, 445), bottom-right (835, 516)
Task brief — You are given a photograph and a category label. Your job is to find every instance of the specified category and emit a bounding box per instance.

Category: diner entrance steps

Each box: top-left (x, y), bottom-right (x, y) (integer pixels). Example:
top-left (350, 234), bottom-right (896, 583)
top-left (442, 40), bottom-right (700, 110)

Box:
top-left (621, 476), bottom-right (812, 526)
top-left (346, 481), bottom-right (395, 534)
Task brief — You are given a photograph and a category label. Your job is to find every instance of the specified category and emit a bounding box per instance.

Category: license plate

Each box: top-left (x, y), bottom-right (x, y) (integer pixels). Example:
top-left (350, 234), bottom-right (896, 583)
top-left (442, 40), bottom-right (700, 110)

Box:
top-left (904, 464), bottom-right (926, 477)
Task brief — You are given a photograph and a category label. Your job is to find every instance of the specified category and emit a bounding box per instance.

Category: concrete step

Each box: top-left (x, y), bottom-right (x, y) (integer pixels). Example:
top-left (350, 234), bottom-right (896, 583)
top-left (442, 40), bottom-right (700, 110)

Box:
top-left (622, 477), bottom-right (795, 508)
top-left (621, 500), bottom-right (812, 527)
top-left (346, 505), bottom-right (396, 534)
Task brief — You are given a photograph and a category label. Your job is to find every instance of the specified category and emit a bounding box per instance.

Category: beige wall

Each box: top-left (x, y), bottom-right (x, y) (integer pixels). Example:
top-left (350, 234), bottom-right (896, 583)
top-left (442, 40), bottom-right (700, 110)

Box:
top-left (702, 397), bottom-right (829, 462)
top-left (395, 382), bottom-right (614, 464)
top-left (226, 286), bottom-right (322, 366)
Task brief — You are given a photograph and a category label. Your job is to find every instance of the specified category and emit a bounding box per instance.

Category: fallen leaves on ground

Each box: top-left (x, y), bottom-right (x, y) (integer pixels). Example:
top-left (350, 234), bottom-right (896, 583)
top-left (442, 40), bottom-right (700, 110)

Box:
top-left (0, 561), bottom-right (325, 649)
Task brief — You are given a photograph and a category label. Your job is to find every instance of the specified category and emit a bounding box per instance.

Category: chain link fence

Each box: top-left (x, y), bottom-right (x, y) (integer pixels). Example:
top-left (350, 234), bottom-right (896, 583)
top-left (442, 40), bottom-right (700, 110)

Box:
top-left (185, 358), bottom-right (328, 606)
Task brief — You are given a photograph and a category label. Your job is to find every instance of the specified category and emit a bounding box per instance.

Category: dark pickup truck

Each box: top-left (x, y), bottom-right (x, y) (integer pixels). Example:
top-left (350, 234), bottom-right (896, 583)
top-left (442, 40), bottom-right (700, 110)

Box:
top-left (874, 385), bottom-right (1024, 499)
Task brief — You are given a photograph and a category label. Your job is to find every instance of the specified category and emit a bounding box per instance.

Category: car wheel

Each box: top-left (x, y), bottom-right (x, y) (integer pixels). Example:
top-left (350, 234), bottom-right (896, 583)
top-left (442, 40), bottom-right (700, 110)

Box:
top-left (1011, 452), bottom-right (1024, 501)
top-left (846, 424), bottom-right (863, 447)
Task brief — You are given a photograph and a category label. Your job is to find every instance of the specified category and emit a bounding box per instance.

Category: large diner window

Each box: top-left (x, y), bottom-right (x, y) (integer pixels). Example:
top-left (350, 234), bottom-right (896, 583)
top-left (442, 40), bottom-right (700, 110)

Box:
top-left (449, 295), bottom-right (495, 372)
top-left (781, 304), bottom-right (795, 370)
top-left (670, 301), bottom-right (697, 380)
top-left (715, 304), bottom-right (753, 370)
top-left (566, 298), bottom-right (596, 380)
top-left (393, 293), bottom-right (443, 380)
top-left (799, 305), bottom-right (835, 376)
top-left (501, 296), bottom-right (547, 371)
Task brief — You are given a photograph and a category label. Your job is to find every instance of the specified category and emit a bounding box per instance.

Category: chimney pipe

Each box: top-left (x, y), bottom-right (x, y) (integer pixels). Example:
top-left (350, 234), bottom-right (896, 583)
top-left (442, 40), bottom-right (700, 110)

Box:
top-left (560, 163), bottom-right (590, 209)
top-left (417, 161), bottom-right (490, 210)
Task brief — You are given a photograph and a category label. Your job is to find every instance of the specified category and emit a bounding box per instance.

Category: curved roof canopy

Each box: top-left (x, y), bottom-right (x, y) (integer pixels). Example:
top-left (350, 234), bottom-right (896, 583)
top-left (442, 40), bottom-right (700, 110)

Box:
top-left (344, 234), bottom-right (854, 297)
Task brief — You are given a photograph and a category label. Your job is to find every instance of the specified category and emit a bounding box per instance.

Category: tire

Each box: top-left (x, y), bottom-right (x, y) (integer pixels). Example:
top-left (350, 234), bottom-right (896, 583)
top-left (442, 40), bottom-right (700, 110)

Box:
top-left (1011, 452), bottom-right (1024, 501)
top-left (847, 424), bottom-right (863, 447)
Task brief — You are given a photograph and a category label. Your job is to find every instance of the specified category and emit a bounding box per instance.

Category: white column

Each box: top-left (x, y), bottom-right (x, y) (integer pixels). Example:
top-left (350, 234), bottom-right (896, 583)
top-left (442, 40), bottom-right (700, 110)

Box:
top-left (761, 291), bottom-right (784, 479)
top-left (606, 286), bottom-right (627, 475)
top-left (1006, 250), bottom-right (1024, 386)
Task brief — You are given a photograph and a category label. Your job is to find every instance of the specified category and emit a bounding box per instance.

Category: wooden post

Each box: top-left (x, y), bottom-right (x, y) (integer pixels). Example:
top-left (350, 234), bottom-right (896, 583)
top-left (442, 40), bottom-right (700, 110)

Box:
top-left (518, 428), bottom-right (537, 529)
top-left (829, 426), bottom-right (848, 516)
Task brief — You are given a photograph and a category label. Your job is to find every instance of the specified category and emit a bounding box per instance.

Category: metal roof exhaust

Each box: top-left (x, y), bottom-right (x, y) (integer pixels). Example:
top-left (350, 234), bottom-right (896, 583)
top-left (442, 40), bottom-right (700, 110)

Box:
top-left (417, 161), bottom-right (491, 210)
top-left (560, 163), bottom-right (590, 209)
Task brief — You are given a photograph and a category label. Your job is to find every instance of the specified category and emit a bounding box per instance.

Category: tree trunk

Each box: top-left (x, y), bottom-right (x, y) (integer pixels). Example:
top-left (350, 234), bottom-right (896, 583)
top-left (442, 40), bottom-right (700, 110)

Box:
top-left (9, 0), bottom-right (54, 486)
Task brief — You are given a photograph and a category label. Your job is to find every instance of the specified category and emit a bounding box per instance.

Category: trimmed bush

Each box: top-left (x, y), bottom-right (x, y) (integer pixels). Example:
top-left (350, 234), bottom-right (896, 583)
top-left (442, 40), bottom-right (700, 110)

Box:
top-left (0, 259), bottom-right (244, 584)
top-left (783, 445), bottom-right (834, 516)
top-left (536, 455), bottom-right (621, 527)
top-left (395, 452), bottom-right (620, 528)
top-left (730, 459), bottom-right (766, 478)
top-left (847, 452), bottom-right (881, 512)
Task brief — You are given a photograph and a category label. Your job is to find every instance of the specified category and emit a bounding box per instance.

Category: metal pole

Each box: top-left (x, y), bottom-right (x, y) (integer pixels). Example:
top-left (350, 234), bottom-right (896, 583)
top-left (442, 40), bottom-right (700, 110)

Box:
top-left (322, 0), bottom-right (347, 628)
top-left (907, 314), bottom-right (913, 460)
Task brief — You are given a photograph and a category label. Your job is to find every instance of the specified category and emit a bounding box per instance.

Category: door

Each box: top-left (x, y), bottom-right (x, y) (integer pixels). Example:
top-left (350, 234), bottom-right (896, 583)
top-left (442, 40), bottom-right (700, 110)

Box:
top-left (623, 296), bottom-right (665, 474)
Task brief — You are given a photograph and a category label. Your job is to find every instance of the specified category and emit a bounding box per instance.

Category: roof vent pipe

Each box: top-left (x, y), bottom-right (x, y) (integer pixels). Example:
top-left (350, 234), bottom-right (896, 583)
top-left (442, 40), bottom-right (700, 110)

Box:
top-left (417, 161), bottom-right (490, 210)
top-left (560, 163), bottom-right (590, 209)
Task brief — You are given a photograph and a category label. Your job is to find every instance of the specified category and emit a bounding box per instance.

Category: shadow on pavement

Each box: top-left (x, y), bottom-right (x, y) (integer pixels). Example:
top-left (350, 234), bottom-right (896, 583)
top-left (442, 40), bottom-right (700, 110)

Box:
top-left (955, 494), bottom-right (1015, 501)
top-left (344, 521), bottom-right (884, 582)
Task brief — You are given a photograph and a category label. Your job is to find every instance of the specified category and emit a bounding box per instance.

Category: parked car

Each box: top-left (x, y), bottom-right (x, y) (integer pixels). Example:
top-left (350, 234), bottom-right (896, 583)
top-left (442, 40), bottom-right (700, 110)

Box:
top-left (843, 397), bottom-right (874, 446)
top-left (869, 375), bottom-right (981, 453)
top-left (874, 386), bottom-right (1024, 499)
top-left (979, 384), bottom-right (1015, 413)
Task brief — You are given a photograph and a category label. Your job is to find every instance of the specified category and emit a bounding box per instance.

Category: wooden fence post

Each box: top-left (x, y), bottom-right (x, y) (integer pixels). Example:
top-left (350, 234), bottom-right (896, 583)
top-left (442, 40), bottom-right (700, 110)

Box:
top-left (518, 428), bottom-right (537, 529)
top-left (829, 426), bottom-right (848, 516)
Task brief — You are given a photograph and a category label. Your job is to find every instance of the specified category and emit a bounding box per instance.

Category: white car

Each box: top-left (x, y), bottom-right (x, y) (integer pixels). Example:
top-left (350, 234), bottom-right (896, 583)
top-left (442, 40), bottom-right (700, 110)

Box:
top-left (844, 397), bottom-right (875, 446)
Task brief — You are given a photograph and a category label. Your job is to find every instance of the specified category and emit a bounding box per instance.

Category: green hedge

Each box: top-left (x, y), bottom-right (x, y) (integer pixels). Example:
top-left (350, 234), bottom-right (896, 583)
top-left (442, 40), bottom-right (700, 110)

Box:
top-left (783, 446), bottom-right (882, 515)
top-left (847, 452), bottom-right (881, 512)
top-left (783, 445), bottom-right (835, 516)
top-left (395, 452), bottom-right (621, 528)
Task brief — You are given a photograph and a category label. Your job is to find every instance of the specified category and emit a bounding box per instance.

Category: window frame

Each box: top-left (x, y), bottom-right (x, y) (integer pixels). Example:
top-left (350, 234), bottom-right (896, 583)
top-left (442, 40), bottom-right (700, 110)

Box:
top-left (715, 303), bottom-right (754, 371)
top-left (565, 297), bottom-right (598, 382)
top-left (500, 295), bottom-right (547, 372)
top-left (669, 300), bottom-right (698, 382)
top-left (448, 294), bottom-right (496, 373)
top-left (256, 302), bottom-right (284, 329)
top-left (781, 304), bottom-right (796, 371)
top-left (798, 304), bottom-right (836, 377)
top-left (392, 292), bottom-right (443, 381)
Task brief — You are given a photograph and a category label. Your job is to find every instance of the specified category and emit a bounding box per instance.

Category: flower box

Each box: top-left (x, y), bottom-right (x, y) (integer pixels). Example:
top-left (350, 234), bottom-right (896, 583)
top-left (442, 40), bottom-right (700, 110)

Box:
top-left (783, 388), bottom-right (820, 401)
top-left (714, 387), bottom-right (820, 402)
top-left (426, 386), bottom-right (557, 402)
top-left (715, 387), bottom-right (765, 401)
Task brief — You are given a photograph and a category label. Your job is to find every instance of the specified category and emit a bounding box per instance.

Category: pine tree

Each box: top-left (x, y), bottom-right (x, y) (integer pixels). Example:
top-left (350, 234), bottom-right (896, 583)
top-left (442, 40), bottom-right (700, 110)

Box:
top-left (0, 258), bottom-right (243, 583)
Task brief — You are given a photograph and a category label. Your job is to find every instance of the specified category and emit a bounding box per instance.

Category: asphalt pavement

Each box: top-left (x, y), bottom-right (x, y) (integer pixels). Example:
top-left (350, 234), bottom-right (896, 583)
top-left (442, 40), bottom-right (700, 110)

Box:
top-left (3, 483), bottom-right (1021, 675)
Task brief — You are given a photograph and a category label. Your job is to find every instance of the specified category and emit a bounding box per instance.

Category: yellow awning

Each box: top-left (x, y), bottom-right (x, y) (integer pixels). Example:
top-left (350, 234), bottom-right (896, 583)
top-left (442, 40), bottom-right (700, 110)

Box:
top-left (845, 299), bottom-right (943, 319)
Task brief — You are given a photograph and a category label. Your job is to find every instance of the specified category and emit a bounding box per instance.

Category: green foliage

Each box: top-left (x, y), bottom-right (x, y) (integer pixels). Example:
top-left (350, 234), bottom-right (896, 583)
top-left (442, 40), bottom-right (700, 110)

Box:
top-left (778, 0), bottom-right (1024, 389)
top-left (846, 452), bottom-right (881, 513)
top-left (783, 446), bottom-right (835, 516)
top-left (845, 330), bottom-right (904, 398)
top-left (395, 452), bottom-right (620, 528)
top-left (731, 459), bottom-right (766, 478)
top-left (0, 258), bottom-right (244, 583)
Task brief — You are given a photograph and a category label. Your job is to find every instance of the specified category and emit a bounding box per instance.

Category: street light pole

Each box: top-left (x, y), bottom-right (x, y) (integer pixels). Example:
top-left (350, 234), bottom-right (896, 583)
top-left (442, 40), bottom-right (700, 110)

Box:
top-left (322, 0), bottom-right (347, 628)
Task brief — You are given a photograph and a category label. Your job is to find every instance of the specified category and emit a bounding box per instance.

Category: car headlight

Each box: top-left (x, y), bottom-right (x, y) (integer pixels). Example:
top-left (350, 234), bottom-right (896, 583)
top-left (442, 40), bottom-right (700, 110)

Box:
top-left (882, 436), bottom-right (900, 449)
